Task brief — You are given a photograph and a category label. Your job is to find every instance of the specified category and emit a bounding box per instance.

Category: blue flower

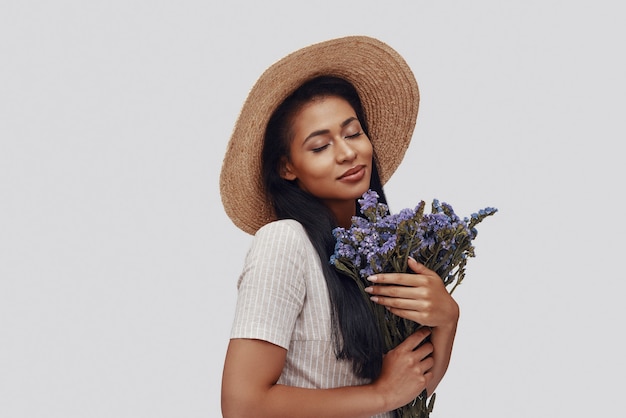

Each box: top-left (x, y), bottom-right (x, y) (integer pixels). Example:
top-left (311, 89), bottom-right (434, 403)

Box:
top-left (330, 189), bottom-right (496, 297)
top-left (328, 189), bottom-right (497, 418)
top-left (358, 190), bottom-right (380, 212)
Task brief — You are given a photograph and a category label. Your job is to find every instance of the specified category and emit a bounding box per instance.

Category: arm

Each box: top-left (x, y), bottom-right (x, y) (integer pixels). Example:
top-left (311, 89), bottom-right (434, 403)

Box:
top-left (364, 257), bottom-right (460, 395)
top-left (221, 328), bottom-right (435, 418)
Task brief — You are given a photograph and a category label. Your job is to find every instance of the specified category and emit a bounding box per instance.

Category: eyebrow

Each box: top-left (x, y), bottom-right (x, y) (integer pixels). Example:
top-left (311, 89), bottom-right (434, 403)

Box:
top-left (303, 117), bottom-right (359, 144)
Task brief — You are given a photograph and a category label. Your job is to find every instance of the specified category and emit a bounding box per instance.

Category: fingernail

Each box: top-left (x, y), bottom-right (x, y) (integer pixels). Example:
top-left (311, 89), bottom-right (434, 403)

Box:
top-left (367, 275), bottom-right (378, 282)
top-left (370, 296), bottom-right (379, 303)
top-left (364, 287), bottom-right (373, 293)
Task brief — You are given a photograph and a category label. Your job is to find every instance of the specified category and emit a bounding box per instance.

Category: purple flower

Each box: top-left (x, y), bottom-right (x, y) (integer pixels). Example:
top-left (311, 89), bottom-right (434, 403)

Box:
top-left (330, 189), bottom-right (496, 284)
top-left (357, 189), bottom-right (380, 212)
top-left (328, 189), bottom-right (497, 418)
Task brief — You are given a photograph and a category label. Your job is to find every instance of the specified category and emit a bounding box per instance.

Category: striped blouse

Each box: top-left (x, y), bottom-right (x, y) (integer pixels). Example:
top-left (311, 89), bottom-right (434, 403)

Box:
top-left (230, 219), bottom-right (393, 418)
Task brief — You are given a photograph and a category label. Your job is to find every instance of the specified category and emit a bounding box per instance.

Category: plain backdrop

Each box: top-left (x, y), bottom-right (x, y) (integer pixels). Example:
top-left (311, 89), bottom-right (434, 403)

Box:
top-left (1, 1), bottom-right (624, 417)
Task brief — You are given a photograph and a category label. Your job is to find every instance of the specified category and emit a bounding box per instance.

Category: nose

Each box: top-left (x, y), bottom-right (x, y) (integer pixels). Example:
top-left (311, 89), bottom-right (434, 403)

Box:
top-left (335, 138), bottom-right (357, 163)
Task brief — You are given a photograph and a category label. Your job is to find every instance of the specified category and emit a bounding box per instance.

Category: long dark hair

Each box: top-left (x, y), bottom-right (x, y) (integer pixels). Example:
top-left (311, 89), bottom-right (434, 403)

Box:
top-left (262, 76), bottom-right (388, 379)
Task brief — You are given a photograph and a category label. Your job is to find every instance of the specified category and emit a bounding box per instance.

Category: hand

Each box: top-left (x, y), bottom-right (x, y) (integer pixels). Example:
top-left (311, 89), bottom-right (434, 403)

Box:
top-left (372, 327), bottom-right (435, 410)
top-left (364, 257), bottom-right (459, 328)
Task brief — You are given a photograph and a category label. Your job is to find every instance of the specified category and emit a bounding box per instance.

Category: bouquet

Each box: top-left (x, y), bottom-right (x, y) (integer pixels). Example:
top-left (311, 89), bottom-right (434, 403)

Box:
top-left (330, 190), bottom-right (497, 418)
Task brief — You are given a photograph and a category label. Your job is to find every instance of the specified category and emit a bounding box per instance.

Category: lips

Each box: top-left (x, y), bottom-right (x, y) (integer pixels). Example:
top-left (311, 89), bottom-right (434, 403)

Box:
top-left (338, 165), bottom-right (366, 180)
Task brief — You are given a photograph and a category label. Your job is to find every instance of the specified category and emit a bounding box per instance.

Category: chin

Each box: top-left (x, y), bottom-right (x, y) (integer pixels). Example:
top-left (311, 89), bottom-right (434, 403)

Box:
top-left (353, 183), bottom-right (371, 198)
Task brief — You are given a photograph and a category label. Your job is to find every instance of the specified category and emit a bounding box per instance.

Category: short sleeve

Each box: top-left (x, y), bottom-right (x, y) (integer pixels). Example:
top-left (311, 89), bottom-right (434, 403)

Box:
top-left (230, 220), bottom-right (308, 349)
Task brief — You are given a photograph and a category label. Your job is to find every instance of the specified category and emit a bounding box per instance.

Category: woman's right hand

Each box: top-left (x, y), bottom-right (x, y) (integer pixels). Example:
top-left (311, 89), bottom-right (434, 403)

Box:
top-left (372, 327), bottom-right (434, 411)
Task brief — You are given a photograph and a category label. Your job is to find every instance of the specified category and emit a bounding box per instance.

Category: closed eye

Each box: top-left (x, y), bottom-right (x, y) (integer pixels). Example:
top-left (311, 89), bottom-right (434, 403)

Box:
top-left (346, 131), bottom-right (363, 139)
top-left (312, 144), bottom-right (330, 153)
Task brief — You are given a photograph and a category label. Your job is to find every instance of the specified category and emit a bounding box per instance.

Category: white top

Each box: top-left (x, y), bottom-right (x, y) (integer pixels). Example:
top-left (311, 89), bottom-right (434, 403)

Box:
top-left (230, 219), bottom-right (392, 418)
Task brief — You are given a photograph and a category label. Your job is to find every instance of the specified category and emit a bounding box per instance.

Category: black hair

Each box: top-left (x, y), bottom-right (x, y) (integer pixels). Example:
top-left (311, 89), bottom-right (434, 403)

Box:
top-left (262, 76), bottom-right (388, 379)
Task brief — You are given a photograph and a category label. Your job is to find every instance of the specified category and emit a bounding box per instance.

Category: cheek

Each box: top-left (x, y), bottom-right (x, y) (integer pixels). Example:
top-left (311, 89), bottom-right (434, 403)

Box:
top-left (362, 140), bottom-right (374, 160)
top-left (290, 154), bottom-right (331, 181)
top-left (305, 157), bottom-right (335, 179)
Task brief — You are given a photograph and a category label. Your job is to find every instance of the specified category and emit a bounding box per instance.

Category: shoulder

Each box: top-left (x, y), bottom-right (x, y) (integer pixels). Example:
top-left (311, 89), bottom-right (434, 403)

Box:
top-left (256, 219), bottom-right (307, 236)
top-left (245, 219), bottom-right (314, 262)
top-left (240, 220), bottom-right (314, 290)
top-left (254, 219), bottom-right (309, 246)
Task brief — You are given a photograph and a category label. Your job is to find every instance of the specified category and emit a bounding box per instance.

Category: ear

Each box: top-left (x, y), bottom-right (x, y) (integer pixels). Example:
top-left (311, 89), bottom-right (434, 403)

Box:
top-left (280, 157), bottom-right (297, 181)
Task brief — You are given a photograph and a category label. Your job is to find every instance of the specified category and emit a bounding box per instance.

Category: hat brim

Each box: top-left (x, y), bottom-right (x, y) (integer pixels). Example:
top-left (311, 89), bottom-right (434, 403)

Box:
top-left (220, 36), bottom-right (419, 235)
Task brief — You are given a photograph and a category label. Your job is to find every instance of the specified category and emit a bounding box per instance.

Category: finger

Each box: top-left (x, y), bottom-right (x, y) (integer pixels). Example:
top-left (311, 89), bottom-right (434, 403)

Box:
top-left (386, 306), bottom-right (428, 324)
top-left (369, 293), bottom-right (428, 311)
top-left (365, 282), bottom-right (425, 298)
top-left (408, 257), bottom-right (437, 276)
top-left (407, 257), bottom-right (435, 275)
top-left (421, 356), bottom-right (435, 372)
top-left (397, 327), bottom-right (431, 351)
top-left (367, 271), bottom-right (427, 287)
top-left (413, 339), bottom-right (434, 359)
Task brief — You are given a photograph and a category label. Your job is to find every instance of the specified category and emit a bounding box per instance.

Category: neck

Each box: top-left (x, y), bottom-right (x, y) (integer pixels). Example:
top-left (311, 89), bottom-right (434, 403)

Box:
top-left (326, 199), bottom-right (357, 229)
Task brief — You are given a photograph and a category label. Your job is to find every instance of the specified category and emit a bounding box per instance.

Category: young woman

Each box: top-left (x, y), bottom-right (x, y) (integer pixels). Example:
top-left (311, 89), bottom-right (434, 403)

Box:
top-left (220, 36), bottom-right (459, 418)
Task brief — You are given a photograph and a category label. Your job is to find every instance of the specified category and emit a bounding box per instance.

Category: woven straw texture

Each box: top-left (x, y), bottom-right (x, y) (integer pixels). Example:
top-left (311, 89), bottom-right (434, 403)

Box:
top-left (220, 36), bottom-right (419, 235)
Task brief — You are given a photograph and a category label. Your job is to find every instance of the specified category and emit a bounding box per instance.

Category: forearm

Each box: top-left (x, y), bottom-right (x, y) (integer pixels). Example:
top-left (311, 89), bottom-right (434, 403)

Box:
top-left (222, 381), bottom-right (387, 418)
top-left (426, 318), bottom-right (458, 395)
top-left (222, 339), bottom-right (394, 418)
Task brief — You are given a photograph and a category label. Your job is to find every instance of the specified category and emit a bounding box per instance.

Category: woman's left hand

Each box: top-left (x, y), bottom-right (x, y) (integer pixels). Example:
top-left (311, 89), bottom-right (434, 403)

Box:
top-left (364, 257), bottom-right (459, 328)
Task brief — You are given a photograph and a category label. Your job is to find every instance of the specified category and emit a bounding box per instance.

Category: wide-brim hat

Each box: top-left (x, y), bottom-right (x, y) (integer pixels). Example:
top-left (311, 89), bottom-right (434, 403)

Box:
top-left (220, 35), bottom-right (419, 235)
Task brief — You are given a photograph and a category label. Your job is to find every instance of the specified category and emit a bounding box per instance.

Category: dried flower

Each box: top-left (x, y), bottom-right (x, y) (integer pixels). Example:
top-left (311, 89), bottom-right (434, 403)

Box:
top-left (330, 190), bottom-right (497, 418)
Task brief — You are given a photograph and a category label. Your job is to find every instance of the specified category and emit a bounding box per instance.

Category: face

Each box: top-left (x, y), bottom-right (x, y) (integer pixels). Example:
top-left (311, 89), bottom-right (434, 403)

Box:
top-left (281, 96), bottom-right (373, 218)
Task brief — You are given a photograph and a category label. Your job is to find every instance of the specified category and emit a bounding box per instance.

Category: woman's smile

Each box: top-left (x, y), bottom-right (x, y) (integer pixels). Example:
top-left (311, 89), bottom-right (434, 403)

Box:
top-left (338, 164), bottom-right (367, 181)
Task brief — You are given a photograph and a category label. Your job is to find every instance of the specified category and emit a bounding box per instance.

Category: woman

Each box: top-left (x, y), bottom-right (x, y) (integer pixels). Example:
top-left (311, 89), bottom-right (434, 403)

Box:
top-left (220, 36), bottom-right (459, 418)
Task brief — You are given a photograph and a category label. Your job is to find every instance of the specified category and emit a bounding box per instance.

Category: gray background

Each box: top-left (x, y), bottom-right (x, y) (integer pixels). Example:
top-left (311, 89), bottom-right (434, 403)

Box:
top-left (2, 0), bottom-right (624, 417)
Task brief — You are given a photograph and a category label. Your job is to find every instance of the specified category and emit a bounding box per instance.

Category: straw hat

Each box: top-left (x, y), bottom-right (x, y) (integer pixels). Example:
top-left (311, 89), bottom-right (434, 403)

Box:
top-left (220, 35), bottom-right (419, 235)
